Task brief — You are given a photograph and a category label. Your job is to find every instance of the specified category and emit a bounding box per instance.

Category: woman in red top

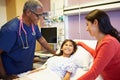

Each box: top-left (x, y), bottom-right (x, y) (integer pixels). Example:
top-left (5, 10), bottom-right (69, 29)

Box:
top-left (77, 9), bottom-right (120, 80)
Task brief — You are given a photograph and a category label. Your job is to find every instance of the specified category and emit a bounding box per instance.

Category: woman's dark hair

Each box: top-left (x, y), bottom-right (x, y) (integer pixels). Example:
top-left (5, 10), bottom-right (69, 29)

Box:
top-left (57, 39), bottom-right (77, 56)
top-left (85, 9), bottom-right (120, 42)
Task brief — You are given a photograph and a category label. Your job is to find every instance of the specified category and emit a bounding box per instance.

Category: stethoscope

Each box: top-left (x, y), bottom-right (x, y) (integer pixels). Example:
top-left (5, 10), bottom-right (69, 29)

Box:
top-left (18, 17), bottom-right (36, 49)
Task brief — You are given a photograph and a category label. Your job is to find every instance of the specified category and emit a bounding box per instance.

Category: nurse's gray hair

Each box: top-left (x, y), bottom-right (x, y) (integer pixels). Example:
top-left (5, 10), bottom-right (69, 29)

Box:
top-left (23, 0), bottom-right (43, 13)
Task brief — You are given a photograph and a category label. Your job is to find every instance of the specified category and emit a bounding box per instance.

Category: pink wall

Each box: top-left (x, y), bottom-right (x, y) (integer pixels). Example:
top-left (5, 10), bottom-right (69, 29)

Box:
top-left (68, 15), bottom-right (80, 39)
top-left (68, 10), bottom-right (120, 40)
top-left (108, 10), bottom-right (120, 30)
top-left (67, 0), bottom-right (98, 7)
top-left (39, 0), bottom-right (50, 12)
top-left (39, 0), bottom-right (50, 27)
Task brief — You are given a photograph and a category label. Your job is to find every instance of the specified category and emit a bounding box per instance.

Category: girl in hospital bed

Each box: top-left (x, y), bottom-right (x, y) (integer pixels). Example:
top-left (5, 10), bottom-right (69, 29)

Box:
top-left (23, 39), bottom-right (78, 80)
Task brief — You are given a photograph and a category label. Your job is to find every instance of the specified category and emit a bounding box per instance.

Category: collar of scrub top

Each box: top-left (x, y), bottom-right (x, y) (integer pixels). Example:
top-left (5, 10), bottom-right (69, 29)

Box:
top-left (18, 16), bottom-right (36, 49)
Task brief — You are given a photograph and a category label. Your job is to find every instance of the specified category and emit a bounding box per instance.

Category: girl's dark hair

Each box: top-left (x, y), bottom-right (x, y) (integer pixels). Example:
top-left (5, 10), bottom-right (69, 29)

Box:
top-left (57, 39), bottom-right (77, 56)
top-left (85, 9), bottom-right (120, 42)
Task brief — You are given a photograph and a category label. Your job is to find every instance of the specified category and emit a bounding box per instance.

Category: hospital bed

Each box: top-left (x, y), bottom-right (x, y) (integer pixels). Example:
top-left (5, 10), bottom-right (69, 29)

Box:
top-left (16, 40), bottom-right (103, 80)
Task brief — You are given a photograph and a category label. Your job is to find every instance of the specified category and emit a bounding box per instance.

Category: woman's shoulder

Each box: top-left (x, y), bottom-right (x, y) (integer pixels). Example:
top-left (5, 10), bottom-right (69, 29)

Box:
top-left (103, 35), bottom-right (119, 43)
top-left (101, 34), bottom-right (120, 49)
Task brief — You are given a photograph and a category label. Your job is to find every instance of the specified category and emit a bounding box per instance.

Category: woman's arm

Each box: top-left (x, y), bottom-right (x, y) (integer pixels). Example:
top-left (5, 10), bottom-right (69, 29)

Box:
top-left (77, 41), bottom-right (95, 57)
top-left (63, 72), bottom-right (71, 80)
top-left (77, 40), bottom-right (116, 80)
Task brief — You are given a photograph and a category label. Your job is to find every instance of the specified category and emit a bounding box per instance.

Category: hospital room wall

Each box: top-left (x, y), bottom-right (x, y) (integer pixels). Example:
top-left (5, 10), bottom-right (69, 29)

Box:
top-left (6, 0), bottom-right (26, 21)
top-left (0, 0), bottom-right (26, 27)
top-left (65, 0), bottom-right (120, 40)
top-left (67, 10), bottom-right (120, 40)
top-left (0, 0), bottom-right (7, 28)
top-left (66, 0), bottom-right (99, 7)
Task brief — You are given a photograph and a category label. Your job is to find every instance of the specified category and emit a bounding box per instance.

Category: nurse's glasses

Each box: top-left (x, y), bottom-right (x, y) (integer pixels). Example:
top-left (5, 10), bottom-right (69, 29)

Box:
top-left (30, 9), bottom-right (44, 18)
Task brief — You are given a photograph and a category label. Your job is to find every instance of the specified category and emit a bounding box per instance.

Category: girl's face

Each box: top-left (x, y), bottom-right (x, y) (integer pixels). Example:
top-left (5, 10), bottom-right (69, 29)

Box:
top-left (61, 41), bottom-right (74, 57)
top-left (86, 20), bottom-right (99, 37)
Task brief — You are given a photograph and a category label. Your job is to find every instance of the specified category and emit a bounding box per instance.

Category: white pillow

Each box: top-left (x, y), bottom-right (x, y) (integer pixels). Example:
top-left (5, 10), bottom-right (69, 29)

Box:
top-left (71, 46), bottom-right (93, 69)
top-left (71, 40), bottom-right (97, 68)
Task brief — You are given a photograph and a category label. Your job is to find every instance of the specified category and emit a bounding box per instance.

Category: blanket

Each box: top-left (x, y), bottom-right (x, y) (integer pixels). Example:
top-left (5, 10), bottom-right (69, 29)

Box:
top-left (16, 68), bottom-right (103, 80)
top-left (16, 68), bottom-right (61, 80)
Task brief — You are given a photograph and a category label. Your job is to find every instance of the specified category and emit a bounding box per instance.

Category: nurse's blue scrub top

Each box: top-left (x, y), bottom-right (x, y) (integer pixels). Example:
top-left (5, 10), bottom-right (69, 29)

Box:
top-left (0, 17), bottom-right (42, 75)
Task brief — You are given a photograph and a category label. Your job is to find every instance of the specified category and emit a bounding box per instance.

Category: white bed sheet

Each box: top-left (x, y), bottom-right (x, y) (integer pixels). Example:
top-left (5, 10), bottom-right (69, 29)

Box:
top-left (16, 67), bottom-right (103, 80)
top-left (70, 68), bottom-right (103, 80)
top-left (16, 68), bottom-right (61, 80)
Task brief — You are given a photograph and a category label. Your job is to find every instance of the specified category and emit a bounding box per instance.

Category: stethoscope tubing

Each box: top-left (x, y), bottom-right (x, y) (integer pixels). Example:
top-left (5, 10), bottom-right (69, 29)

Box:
top-left (18, 17), bottom-right (35, 49)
